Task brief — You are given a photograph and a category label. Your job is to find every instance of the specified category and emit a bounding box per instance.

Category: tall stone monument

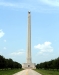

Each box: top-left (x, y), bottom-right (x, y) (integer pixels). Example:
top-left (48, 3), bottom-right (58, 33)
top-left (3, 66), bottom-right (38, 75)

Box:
top-left (22, 11), bottom-right (36, 69)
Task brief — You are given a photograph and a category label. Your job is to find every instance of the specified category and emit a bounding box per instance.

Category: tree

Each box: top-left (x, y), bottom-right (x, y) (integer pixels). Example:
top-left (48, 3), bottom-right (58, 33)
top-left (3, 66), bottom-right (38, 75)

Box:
top-left (36, 64), bottom-right (40, 69)
top-left (0, 55), bottom-right (6, 69)
top-left (55, 57), bottom-right (59, 70)
top-left (8, 59), bottom-right (14, 69)
top-left (0, 55), bottom-right (22, 69)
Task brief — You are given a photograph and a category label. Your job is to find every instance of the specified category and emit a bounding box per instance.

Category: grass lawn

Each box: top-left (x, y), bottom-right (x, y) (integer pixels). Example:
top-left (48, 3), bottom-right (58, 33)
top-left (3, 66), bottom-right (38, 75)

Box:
top-left (35, 69), bottom-right (59, 75)
top-left (0, 69), bottom-right (23, 75)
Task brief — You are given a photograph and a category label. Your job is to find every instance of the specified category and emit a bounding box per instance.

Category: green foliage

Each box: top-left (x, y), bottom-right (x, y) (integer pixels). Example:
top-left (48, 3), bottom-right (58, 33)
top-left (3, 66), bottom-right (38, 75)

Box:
top-left (0, 55), bottom-right (22, 69)
top-left (36, 57), bottom-right (59, 70)
top-left (0, 55), bottom-right (6, 69)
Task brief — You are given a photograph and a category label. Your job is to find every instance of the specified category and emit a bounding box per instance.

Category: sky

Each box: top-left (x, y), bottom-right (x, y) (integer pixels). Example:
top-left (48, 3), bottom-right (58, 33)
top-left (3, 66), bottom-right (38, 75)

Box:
top-left (0, 0), bottom-right (59, 64)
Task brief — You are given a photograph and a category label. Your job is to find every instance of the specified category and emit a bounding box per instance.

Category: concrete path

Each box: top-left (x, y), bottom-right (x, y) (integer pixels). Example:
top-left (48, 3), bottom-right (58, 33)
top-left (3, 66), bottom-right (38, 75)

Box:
top-left (13, 69), bottom-right (41, 75)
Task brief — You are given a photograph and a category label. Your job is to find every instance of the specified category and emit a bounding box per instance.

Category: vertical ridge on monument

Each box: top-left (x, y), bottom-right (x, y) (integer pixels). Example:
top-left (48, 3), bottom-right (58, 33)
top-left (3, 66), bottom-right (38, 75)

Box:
top-left (27, 11), bottom-right (32, 63)
top-left (22, 11), bottom-right (36, 69)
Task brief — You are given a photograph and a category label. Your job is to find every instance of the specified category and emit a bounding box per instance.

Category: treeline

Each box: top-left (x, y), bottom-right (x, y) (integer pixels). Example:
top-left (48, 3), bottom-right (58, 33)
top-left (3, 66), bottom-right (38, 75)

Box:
top-left (0, 55), bottom-right (22, 69)
top-left (36, 57), bottom-right (59, 70)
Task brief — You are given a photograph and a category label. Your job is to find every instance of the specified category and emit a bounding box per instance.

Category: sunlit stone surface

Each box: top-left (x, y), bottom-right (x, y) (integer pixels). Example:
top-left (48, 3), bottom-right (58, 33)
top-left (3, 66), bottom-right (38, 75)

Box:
top-left (22, 12), bottom-right (36, 69)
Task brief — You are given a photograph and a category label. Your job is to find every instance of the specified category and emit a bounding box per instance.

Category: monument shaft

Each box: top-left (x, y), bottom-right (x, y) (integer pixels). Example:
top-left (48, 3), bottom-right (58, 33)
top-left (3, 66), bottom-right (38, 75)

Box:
top-left (22, 12), bottom-right (36, 69)
top-left (27, 12), bottom-right (32, 63)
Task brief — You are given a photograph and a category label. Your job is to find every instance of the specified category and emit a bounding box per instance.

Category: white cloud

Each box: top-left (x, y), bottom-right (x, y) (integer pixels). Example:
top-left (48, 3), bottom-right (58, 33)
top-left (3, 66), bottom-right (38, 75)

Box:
top-left (4, 40), bottom-right (6, 42)
top-left (0, 0), bottom-right (59, 13)
top-left (40, 0), bottom-right (59, 7)
top-left (0, 2), bottom-right (33, 9)
top-left (0, 2), bottom-right (17, 7)
top-left (34, 41), bottom-right (53, 55)
top-left (3, 47), bottom-right (7, 50)
top-left (0, 29), bottom-right (5, 38)
top-left (10, 51), bottom-right (24, 56)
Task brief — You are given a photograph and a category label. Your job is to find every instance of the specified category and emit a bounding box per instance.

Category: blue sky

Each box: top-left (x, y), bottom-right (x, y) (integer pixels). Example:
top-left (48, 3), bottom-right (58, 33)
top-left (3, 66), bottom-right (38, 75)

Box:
top-left (0, 0), bottom-right (59, 64)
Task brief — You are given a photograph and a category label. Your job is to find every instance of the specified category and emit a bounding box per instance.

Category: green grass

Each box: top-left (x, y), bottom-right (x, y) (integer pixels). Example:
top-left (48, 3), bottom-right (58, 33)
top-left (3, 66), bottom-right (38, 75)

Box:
top-left (35, 69), bottom-right (59, 75)
top-left (0, 69), bottom-right (23, 75)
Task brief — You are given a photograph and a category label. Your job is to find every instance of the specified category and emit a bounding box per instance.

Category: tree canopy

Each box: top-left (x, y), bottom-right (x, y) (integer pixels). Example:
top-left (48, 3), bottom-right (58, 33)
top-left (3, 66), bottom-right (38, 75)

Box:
top-left (36, 57), bottom-right (59, 70)
top-left (0, 55), bottom-right (22, 69)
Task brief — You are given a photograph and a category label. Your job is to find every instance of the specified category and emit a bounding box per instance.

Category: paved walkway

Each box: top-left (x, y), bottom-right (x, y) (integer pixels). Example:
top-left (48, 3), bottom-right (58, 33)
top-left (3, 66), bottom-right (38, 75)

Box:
top-left (13, 69), bottom-right (41, 75)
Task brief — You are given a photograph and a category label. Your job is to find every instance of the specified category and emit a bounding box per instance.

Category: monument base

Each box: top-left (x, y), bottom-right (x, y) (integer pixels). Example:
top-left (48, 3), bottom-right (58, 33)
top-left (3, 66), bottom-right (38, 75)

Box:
top-left (22, 63), bottom-right (36, 69)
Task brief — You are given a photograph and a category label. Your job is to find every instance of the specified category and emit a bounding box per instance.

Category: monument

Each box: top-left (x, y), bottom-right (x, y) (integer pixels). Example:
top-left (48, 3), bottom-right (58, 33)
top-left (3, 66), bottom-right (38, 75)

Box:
top-left (22, 11), bottom-right (36, 69)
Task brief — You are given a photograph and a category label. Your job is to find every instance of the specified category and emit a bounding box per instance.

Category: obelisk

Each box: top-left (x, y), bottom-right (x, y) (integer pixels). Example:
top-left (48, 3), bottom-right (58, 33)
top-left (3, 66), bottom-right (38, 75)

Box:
top-left (22, 11), bottom-right (36, 69)
top-left (27, 11), bottom-right (32, 63)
